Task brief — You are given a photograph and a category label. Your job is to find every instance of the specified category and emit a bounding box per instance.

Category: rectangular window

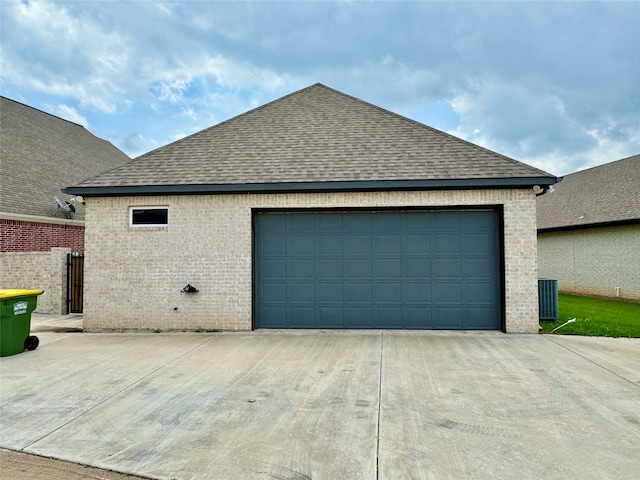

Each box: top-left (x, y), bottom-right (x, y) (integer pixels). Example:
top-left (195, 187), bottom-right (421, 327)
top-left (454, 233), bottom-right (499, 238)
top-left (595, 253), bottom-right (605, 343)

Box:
top-left (130, 207), bottom-right (168, 227)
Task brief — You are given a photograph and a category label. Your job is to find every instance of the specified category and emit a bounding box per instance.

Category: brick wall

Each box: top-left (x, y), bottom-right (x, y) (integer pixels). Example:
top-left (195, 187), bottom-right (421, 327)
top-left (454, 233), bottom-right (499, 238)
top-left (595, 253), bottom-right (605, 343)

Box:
top-left (1, 219), bottom-right (84, 253)
top-left (0, 247), bottom-right (70, 314)
top-left (538, 224), bottom-right (640, 301)
top-left (83, 189), bottom-right (540, 333)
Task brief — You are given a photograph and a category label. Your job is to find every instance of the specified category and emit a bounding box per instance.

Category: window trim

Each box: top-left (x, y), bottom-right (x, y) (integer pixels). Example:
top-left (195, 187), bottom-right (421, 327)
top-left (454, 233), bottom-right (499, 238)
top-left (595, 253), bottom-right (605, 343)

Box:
top-left (129, 206), bottom-right (169, 227)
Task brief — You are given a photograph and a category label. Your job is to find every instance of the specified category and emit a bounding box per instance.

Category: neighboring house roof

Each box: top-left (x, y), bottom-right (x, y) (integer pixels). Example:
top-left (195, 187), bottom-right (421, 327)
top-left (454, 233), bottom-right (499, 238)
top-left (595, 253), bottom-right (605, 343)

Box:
top-left (537, 154), bottom-right (640, 231)
top-left (66, 84), bottom-right (556, 196)
top-left (0, 96), bottom-right (130, 221)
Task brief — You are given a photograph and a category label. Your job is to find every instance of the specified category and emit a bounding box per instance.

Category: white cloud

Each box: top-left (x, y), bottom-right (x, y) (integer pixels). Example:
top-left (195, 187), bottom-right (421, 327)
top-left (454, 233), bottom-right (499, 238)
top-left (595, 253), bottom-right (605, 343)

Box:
top-left (50, 104), bottom-right (89, 128)
top-left (156, 2), bottom-right (176, 17)
top-left (2, 0), bottom-right (130, 113)
top-left (153, 79), bottom-right (189, 104)
top-left (170, 132), bottom-right (188, 142)
top-left (0, 1), bottom-right (636, 169)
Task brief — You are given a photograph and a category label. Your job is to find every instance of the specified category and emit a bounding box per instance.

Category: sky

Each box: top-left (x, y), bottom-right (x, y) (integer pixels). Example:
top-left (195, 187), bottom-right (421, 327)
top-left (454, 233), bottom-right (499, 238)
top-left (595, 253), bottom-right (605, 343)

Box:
top-left (1, 1), bottom-right (638, 177)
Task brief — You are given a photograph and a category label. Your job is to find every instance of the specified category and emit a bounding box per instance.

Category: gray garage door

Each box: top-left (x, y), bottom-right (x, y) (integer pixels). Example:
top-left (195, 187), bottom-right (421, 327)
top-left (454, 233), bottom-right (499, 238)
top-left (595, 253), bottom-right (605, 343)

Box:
top-left (254, 209), bottom-right (501, 330)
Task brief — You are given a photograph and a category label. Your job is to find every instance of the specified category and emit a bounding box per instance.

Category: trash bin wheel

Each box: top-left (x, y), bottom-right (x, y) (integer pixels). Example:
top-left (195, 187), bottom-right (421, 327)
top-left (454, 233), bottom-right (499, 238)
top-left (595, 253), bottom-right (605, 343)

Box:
top-left (24, 335), bottom-right (39, 351)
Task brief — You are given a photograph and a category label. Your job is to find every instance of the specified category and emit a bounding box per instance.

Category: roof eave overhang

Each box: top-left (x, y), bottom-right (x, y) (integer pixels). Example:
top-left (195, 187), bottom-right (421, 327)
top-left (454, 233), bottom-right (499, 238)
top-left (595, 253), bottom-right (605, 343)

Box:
top-left (64, 177), bottom-right (559, 197)
top-left (538, 218), bottom-right (640, 233)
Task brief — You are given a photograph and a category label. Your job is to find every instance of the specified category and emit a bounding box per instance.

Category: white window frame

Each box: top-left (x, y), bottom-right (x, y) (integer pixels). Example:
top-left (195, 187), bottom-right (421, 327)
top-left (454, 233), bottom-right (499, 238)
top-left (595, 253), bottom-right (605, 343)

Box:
top-left (129, 206), bottom-right (169, 227)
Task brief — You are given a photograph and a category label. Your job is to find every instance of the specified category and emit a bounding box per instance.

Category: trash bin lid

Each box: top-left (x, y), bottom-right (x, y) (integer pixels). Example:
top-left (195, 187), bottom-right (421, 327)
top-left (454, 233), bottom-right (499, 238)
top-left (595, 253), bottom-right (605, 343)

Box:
top-left (0, 289), bottom-right (44, 298)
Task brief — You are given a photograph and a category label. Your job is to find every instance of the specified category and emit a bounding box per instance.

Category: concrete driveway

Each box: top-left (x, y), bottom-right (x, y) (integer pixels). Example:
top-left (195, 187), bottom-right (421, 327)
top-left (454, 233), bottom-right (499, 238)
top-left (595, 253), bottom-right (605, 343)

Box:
top-left (1, 318), bottom-right (639, 480)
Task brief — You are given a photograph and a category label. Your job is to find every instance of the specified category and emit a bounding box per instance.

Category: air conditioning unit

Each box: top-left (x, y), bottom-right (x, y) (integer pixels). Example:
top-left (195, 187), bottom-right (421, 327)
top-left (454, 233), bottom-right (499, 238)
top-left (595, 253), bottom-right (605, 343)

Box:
top-left (538, 278), bottom-right (559, 321)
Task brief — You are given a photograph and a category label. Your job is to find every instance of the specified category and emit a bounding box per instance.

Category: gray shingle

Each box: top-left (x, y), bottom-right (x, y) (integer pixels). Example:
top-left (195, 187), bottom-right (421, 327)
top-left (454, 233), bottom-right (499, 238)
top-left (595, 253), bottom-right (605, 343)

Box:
top-left (537, 154), bottom-right (640, 230)
top-left (0, 97), bottom-right (131, 220)
top-left (75, 84), bottom-right (553, 189)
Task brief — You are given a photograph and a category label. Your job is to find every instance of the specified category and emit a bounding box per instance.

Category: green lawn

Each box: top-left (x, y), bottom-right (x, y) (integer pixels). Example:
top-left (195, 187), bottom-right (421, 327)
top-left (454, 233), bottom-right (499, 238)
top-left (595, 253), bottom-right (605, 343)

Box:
top-left (540, 294), bottom-right (640, 338)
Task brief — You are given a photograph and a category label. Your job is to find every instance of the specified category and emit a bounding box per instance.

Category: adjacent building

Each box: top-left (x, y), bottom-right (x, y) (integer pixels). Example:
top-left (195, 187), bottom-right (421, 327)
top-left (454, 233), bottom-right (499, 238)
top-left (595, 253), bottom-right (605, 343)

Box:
top-left (537, 154), bottom-right (640, 302)
top-left (1, 96), bottom-right (130, 313)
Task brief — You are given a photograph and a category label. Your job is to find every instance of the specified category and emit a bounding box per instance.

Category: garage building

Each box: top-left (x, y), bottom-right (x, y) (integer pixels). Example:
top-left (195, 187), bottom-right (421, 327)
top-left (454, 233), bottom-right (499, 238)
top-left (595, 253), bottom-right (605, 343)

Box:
top-left (65, 84), bottom-right (557, 333)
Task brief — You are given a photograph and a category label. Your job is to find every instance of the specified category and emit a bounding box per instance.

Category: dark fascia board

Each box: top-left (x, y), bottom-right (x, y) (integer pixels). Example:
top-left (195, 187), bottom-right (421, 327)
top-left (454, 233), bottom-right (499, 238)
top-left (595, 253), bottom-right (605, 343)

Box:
top-left (538, 218), bottom-right (640, 233)
top-left (64, 177), bottom-right (559, 197)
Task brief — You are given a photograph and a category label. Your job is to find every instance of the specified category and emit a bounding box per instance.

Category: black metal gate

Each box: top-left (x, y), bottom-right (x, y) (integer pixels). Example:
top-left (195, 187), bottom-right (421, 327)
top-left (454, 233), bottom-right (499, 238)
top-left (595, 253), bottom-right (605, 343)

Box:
top-left (67, 254), bottom-right (84, 314)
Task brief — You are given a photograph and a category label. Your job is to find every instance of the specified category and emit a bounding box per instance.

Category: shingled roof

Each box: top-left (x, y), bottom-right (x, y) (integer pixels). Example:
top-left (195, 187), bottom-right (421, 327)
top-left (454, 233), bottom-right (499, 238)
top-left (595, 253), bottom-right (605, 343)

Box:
top-left (1, 96), bottom-right (130, 220)
top-left (537, 154), bottom-right (640, 231)
top-left (67, 84), bottom-right (555, 196)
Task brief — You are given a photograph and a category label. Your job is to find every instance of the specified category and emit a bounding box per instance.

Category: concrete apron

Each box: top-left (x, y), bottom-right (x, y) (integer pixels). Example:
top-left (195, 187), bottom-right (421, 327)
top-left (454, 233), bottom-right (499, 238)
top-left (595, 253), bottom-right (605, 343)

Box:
top-left (0, 331), bottom-right (638, 480)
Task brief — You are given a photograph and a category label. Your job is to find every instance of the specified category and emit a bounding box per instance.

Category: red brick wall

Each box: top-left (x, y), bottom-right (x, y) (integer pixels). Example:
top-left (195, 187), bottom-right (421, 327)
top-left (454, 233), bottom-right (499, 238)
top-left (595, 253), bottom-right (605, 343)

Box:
top-left (0, 219), bottom-right (84, 253)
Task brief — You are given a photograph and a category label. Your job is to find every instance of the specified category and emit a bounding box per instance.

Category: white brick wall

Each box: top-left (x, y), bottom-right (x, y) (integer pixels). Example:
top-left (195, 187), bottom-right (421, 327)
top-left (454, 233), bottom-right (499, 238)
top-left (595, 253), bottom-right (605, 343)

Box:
top-left (0, 247), bottom-right (69, 314)
top-left (538, 224), bottom-right (640, 301)
top-left (84, 189), bottom-right (539, 333)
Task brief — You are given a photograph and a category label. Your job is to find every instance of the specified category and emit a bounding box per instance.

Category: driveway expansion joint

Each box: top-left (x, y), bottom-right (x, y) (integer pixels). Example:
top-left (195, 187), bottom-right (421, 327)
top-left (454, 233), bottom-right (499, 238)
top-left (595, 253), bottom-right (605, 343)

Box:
top-left (375, 332), bottom-right (384, 480)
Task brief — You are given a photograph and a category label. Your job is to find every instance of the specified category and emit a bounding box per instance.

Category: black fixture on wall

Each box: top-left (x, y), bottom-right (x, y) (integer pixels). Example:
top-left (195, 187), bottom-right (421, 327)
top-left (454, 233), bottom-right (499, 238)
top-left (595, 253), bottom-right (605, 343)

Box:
top-left (181, 284), bottom-right (199, 294)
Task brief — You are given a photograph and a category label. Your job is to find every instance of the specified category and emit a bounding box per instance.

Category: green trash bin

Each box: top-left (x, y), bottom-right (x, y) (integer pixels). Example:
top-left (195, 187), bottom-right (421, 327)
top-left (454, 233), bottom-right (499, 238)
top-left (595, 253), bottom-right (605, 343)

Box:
top-left (0, 289), bottom-right (43, 357)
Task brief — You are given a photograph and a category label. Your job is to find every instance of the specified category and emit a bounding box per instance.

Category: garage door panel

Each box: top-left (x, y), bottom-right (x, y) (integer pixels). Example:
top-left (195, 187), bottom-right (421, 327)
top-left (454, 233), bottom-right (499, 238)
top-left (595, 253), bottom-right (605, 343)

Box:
top-left (346, 258), bottom-right (372, 278)
top-left (376, 234), bottom-right (402, 253)
top-left (465, 282), bottom-right (496, 302)
top-left (375, 212), bottom-right (402, 229)
top-left (262, 235), bottom-right (287, 255)
top-left (406, 307), bottom-right (432, 328)
top-left (433, 258), bottom-right (461, 278)
top-left (435, 283), bottom-right (462, 302)
top-left (319, 283), bottom-right (343, 302)
top-left (262, 259), bottom-right (286, 279)
top-left (319, 235), bottom-right (343, 254)
top-left (434, 308), bottom-right (463, 328)
top-left (463, 233), bottom-right (495, 254)
top-left (318, 307), bottom-right (343, 327)
top-left (288, 215), bottom-right (314, 232)
top-left (463, 210), bottom-right (496, 228)
top-left (402, 213), bottom-right (431, 231)
top-left (263, 283), bottom-right (286, 302)
top-left (289, 259), bottom-right (314, 278)
top-left (290, 283), bottom-right (315, 302)
top-left (345, 214), bottom-right (372, 231)
top-left (318, 214), bottom-right (342, 231)
top-left (347, 235), bottom-right (372, 254)
top-left (255, 210), bottom-right (501, 330)
top-left (289, 235), bottom-right (314, 254)
top-left (405, 234), bottom-right (430, 253)
top-left (377, 307), bottom-right (403, 328)
top-left (318, 258), bottom-right (343, 278)
top-left (376, 282), bottom-right (403, 303)
top-left (464, 307), bottom-right (499, 329)
top-left (405, 258), bottom-right (431, 277)
top-left (435, 234), bottom-right (461, 254)
top-left (262, 306), bottom-right (287, 327)
top-left (261, 215), bottom-right (287, 232)
top-left (404, 283), bottom-right (432, 303)
top-left (376, 258), bottom-right (402, 278)
top-left (347, 283), bottom-right (373, 302)
top-left (290, 307), bottom-right (315, 327)
top-left (464, 257), bottom-right (495, 278)
top-left (347, 307), bottom-right (374, 326)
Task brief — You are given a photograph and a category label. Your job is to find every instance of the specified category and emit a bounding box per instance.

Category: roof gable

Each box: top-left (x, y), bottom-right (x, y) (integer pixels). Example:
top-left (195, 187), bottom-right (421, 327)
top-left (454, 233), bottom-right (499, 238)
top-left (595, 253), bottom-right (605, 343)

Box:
top-left (537, 154), bottom-right (640, 230)
top-left (0, 96), bottom-right (131, 220)
top-left (68, 84), bottom-right (555, 194)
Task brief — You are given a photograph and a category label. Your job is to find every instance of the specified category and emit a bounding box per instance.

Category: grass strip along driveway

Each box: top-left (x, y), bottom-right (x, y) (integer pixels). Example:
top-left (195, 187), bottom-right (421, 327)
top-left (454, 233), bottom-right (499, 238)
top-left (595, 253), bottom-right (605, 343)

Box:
top-left (540, 294), bottom-right (640, 338)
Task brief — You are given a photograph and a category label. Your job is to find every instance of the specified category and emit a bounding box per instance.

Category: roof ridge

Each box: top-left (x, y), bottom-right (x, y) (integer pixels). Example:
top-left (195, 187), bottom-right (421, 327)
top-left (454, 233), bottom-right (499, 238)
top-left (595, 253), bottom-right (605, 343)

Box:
top-left (564, 153), bottom-right (640, 177)
top-left (0, 95), bottom-right (86, 129)
top-left (132, 83), bottom-right (553, 178)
